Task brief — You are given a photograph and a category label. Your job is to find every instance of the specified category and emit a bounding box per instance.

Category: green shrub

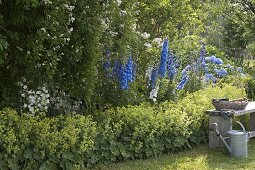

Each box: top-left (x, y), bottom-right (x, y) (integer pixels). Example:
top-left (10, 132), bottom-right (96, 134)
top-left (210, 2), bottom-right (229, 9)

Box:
top-left (0, 84), bottom-right (246, 169)
top-left (0, 109), bottom-right (97, 170)
top-left (92, 84), bottom-right (246, 164)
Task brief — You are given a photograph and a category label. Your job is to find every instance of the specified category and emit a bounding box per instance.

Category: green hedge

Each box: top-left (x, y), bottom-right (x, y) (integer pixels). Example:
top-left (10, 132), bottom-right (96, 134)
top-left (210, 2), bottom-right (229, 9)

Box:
top-left (0, 110), bottom-right (97, 169)
top-left (0, 84), bottom-right (245, 169)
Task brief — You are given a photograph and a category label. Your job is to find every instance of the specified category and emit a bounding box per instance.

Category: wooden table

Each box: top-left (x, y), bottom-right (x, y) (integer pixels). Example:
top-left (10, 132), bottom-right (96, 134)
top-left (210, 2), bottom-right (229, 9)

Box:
top-left (206, 102), bottom-right (255, 149)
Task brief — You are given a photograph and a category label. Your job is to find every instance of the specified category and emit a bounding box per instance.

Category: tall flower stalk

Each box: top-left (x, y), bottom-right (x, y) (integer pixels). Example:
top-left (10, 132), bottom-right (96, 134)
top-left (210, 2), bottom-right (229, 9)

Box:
top-left (158, 39), bottom-right (168, 77)
top-left (126, 56), bottom-right (133, 82)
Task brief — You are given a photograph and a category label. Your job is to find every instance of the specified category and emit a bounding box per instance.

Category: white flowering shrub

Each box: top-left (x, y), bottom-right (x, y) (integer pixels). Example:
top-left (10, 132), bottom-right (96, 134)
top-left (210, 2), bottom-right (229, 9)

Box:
top-left (19, 79), bottom-right (83, 115)
top-left (19, 80), bottom-right (50, 115)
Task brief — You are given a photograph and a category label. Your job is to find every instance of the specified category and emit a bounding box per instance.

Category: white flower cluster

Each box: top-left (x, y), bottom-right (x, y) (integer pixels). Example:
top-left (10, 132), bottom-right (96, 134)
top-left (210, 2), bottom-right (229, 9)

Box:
top-left (120, 10), bottom-right (127, 16)
top-left (144, 43), bottom-right (152, 48)
top-left (116, 0), bottom-right (122, 6)
top-left (149, 83), bottom-right (159, 102)
top-left (19, 80), bottom-right (50, 115)
top-left (141, 32), bottom-right (150, 39)
top-left (64, 4), bottom-right (75, 11)
top-left (153, 38), bottom-right (163, 47)
top-left (101, 18), bottom-right (110, 30)
top-left (42, 0), bottom-right (52, 5)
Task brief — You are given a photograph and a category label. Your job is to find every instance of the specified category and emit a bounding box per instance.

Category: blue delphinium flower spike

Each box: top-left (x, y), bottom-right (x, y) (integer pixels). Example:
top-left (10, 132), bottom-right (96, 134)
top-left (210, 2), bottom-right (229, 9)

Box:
top-left (119, 63), bottom-right (128, 90)
top-left (126, 56), bottom-right (133, 82)
top-left (158, 39), bottom-right (168, 77)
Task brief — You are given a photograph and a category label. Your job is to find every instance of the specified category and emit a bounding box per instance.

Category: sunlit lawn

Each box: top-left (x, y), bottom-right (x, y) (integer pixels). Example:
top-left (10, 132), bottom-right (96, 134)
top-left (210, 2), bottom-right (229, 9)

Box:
top-left (95, 139), bottom-right (255, 170)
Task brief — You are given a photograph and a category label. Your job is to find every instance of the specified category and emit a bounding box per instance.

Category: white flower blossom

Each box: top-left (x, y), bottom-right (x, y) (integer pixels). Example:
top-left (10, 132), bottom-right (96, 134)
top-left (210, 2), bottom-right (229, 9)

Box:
top-left (149, 84), bottom-right (159, 102)
top-left (69, 27), bottom-right (73, 33)
top-left (70, 17), bottom-right (75, 23)
top-left (153, 38), bottom-right (162, 46)
top-left (141, 32), bottom-right (150, 39)
top-left (144, 43), bottom-right (152, 48)
top-left (120, 10), bottom-right (127, 16)
top-left (116, 0), bottom-right (122, 6)
top-left (36, 91), bottom-right (42, 95)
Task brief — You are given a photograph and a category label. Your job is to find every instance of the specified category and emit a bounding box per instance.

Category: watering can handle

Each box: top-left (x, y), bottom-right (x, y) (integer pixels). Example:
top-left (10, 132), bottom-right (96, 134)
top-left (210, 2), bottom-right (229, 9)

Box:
top-left (236, 121), bottom-right (246, 132)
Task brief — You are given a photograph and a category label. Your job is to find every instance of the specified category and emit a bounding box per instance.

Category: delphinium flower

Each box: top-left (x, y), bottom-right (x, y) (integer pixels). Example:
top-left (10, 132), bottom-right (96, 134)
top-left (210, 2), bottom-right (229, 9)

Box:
top-left (199, 43), bottom-right (206, 68)
top-left (103, 60), bottom-right (111, 70)
top-left (214, 68), bottom-right (228, 77)
top-left (111, 60), bottom-right (120, 79)
top-left (158, 39), bottom-right (168, 77)
top-left (200, 43), bottom-right (206, 61)
top-left (181, 65), bottom-right (191, 74)
top-left (176, 73), bottom-right (189, 90)
top-left (119, 63), bottom-right (128, 90)
top-left (176, 65), bottom-right (190, 90)
top-left (125, 56), bottom-right (133, 82)
top-left (167, 53), bottom-right (177, 80)
top-left (150, 67), bottom-right (158, 89)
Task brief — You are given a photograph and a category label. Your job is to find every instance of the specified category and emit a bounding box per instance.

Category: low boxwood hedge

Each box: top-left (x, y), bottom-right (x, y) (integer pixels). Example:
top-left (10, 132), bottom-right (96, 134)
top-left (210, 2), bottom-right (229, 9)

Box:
top-left (0, 84), bottom-right (245, 169)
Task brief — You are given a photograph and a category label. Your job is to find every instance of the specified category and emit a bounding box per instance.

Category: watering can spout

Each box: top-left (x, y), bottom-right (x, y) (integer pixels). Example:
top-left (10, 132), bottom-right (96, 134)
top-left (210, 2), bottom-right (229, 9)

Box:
top-left (209, 123), bottom-right (232, 154)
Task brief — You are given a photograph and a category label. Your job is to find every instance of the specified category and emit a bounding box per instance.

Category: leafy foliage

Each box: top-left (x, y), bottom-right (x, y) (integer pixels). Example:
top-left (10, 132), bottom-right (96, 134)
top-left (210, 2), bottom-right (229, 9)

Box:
top-left (0, 84), bottom-right (245, 168)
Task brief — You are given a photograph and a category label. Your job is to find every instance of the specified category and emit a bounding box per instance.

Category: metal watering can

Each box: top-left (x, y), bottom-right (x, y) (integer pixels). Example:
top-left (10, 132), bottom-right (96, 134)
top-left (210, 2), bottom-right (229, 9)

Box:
top-left (210, 121), bottom-right (251, 157)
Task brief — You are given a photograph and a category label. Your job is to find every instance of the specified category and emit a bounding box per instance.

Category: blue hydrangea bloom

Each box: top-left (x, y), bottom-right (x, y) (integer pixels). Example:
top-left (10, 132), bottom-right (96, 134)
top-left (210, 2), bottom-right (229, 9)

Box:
top-left (150, 68), bottom-right (158, 89)
top-left (125, 56), bottom-right (133, 82)
top-left (214, 58), bottom-right (223, 65)
top-left (158, 39), bottom-right (168, 77)
top-left (209, 56), bottom-right (217, 63)
top-left (205, 73), bottom-right (214, 82)
top-left (207, 55), bottom-right (223, 65)
top-left (215, 68), bottom-right (228, 77)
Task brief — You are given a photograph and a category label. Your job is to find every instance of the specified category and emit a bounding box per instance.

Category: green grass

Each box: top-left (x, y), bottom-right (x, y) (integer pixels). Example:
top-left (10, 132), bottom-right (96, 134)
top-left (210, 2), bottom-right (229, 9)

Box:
top-left (95, 139), bottom-right (255, 170)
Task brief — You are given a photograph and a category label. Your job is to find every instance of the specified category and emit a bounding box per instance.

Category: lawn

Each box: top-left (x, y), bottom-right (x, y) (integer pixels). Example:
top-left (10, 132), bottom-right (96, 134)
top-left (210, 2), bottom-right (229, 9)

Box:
top-left (95, 139), bottom-right (255, 170)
